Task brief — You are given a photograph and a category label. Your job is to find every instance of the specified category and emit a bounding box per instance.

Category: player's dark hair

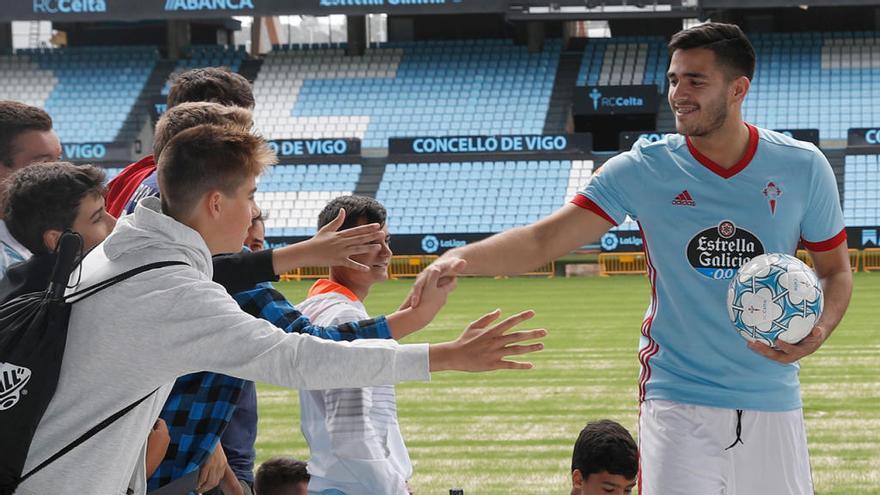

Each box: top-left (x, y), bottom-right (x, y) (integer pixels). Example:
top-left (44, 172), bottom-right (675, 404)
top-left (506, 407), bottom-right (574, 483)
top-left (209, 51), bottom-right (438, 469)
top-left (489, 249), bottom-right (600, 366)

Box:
top-left (317, 195), bottom-right (386, 231)
top-left (167, 67), bottom-right (255, 110)
top-left (254, 457), bottom-right (310, 495)
top-left (2, 161), bottom-right (106, 254)
top-left (0, 100), bottom-right (53, 168)
top-left (668, 22), bottom-right (756, 81)
top-left (571, 420), bottom-right (638, 481)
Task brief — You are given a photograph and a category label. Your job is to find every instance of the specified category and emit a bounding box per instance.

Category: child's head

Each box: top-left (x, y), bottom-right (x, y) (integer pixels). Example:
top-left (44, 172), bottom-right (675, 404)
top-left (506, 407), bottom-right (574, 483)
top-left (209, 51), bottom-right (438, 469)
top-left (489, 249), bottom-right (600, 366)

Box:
top-left (0, 101), bottom-right (61, 181)
top-left (152, 101), bottom-right (253, 160)
top-left (156, 124), bottom-right (276, 255)
top-left (167, 67), bottom-right (255, 110)
top-left (3, 161), bottom-right (115, 254)
top-left (570, 420), bottom-right (638, 495)
top-left (318, 195), bottom-right (391, 287)
top-left (254, 457), bottom-right (309, 495)
top-left (245, 208), bottom-right (266, 252)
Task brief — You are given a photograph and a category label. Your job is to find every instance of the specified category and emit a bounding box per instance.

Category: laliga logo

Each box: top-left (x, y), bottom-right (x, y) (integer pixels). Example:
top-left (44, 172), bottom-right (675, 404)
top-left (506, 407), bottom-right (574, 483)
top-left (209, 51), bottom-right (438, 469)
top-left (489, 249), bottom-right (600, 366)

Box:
top-left (421, 235), bottom-right (439, 254)
top-left (0, 362), bottom-right (31, 411)
top-left (600, 232), bottom-right (619, 251)
top-left (33, 0), bottom-right (107, 13)
top-left (165, 0), bottom-right (254, 11)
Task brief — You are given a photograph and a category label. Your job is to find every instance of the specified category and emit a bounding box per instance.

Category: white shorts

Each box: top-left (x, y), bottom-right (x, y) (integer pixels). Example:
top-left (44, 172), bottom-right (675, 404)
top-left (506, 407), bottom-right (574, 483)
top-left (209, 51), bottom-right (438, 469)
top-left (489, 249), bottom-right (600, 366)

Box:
top-left (639, 399), bottom-right (813, 495)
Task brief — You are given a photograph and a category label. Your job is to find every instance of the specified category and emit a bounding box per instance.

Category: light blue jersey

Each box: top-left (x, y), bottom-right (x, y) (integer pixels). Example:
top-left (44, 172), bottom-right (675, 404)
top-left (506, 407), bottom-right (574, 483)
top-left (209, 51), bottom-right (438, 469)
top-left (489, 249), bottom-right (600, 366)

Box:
top-left (575, 124), bottom-right (846, 412)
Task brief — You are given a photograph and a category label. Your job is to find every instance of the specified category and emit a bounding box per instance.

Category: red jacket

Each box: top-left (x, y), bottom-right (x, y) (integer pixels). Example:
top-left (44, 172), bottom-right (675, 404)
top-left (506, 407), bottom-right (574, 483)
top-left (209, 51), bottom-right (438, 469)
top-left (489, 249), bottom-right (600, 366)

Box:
top-left (105, 155), bottom-right (156, 218)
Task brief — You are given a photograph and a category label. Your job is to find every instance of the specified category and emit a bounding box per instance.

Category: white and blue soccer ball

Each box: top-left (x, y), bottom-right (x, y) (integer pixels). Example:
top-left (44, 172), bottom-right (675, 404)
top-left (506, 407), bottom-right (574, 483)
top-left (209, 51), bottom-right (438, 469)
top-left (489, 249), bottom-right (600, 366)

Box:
top-left (727, 253), bottom-right (823, 347)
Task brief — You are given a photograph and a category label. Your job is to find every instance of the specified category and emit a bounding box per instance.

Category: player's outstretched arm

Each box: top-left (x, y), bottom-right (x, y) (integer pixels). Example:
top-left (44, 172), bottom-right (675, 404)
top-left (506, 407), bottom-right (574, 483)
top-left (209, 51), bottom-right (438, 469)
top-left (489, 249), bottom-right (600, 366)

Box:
top-left (429, 309), bottom-right (546, 372)
top-left (386, 259), bottom-right (465, 339)
top-left (406, 203), bottom-right (614, 307)
top-left (749, 243), bottom-right (853, 363)
top-left (270, 208), bottom-right (386, 275)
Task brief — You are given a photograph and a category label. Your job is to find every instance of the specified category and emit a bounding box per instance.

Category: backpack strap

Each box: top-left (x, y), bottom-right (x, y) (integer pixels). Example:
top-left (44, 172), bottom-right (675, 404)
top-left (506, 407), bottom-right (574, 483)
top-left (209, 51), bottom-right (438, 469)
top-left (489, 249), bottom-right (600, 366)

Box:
top-left (65, 260), bottom-right (188, 303)
top-left (19, 388), bottom-right (159, 483)
top-left (18, 261), bottom-right (188, 483)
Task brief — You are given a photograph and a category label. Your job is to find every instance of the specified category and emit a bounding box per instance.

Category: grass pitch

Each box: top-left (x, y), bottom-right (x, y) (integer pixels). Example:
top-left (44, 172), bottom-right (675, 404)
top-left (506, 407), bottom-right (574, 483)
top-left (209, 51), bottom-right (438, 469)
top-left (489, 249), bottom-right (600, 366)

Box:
top-left (256, 274), bottom-right (880, 494)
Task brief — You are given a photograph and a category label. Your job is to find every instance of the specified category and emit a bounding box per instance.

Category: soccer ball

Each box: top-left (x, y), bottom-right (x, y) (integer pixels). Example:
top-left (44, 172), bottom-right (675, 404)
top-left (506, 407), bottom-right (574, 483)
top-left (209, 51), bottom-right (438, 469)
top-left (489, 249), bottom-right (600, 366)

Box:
top-left (727, 253), bottom-right (823, 347)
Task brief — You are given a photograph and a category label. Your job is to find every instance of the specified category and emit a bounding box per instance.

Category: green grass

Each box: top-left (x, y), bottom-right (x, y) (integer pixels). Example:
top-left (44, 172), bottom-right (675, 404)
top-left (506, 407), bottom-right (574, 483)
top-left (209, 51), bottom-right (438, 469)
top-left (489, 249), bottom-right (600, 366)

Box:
top-left (256, 274), bottom-right (880, 494)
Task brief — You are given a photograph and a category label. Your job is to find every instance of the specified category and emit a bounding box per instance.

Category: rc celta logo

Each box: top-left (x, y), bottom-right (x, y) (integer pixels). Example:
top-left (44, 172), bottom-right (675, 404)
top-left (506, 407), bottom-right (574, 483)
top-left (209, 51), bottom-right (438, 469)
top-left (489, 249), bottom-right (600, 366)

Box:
top-left (33, 0), bottom-right (107, 13)
top-left (165, 0), bottom-right (254, 11)
top-left (589, 88), bottom-right (602, 111)
top-left (588, 87), bottom-right (644, 111)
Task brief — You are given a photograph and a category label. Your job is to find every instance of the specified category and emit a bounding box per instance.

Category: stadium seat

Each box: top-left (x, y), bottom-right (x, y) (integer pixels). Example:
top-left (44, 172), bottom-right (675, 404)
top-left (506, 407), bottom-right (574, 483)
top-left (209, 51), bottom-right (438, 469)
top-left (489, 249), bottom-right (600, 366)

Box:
top-left (0, 46), bottom-right (158, 143)
top-left (375, 159), bottom-right (599, 234)
top-left (257, 163), bottom-right (361, 237)
top-left (251, 39), bottom-right (561, 148)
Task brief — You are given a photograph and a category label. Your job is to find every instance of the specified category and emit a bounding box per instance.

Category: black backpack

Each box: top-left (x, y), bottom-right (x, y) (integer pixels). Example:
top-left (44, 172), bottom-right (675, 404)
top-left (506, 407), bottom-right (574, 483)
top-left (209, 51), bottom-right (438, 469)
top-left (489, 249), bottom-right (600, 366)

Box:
top-left (0, 232), bottom-right (184, 494)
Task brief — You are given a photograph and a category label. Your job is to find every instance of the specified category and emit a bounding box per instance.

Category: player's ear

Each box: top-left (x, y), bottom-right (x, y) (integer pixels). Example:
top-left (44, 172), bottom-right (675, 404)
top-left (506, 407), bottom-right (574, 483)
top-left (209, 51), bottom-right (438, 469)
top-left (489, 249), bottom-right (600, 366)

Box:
top-left (731, 75), bottom-right (750, 103)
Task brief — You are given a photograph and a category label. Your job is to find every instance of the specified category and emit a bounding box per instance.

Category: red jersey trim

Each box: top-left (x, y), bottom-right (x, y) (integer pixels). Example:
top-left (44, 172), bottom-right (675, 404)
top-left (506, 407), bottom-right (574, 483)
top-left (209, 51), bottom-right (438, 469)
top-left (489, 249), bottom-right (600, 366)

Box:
top-left (801, 228), bottom-right (847, 252)
top-left (637, 222), bottom-right (660, 404)
top-left (307, 279), bottom-right (360, 302)
top-left (685, 123), bottom-right (759, 179)
top-left (571, 194), bottom-right (618, 226)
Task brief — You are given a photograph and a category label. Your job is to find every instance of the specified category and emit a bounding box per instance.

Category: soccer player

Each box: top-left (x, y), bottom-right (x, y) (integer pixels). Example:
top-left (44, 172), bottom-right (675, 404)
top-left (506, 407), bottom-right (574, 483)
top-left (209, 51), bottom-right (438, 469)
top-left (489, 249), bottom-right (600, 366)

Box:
top-left (570, 420), bottom-right (637, 495)
top-left (297, 196), bottom-right (413, 495)
top-left (15, 125), bottom-right (545, 495)
top-left (0, 101), bottom-right (62, 278)
top-left (407, 23), bottom-right (852, 494)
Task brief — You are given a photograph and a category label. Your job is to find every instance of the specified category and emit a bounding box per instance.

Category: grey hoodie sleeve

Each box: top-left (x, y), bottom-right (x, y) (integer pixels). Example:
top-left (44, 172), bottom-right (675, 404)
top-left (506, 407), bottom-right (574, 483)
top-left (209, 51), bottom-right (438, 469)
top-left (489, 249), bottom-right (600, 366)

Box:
top-left (154, 273), bottom-right (431, 390)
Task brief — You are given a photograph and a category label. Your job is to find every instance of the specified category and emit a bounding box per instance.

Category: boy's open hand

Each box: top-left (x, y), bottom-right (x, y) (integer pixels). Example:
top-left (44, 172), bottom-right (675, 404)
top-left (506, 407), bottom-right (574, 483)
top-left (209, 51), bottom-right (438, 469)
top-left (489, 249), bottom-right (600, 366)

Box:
top-left (300, 208), bottom-right (386, 270)
top-left (430, 310), bottom-right (546, 372)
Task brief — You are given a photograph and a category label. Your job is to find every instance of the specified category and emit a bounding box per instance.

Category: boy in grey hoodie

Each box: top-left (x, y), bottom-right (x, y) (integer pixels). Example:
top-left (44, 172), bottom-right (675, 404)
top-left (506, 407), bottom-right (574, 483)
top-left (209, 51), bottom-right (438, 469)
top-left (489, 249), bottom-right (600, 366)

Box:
top-left (15, 125), bottom-right (545, 495)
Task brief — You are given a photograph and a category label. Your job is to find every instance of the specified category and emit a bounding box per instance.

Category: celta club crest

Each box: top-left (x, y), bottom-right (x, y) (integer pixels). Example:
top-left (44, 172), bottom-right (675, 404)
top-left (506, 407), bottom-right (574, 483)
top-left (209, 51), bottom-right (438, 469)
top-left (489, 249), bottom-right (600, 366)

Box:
top-left (763, 181), bottom-right (782, 216)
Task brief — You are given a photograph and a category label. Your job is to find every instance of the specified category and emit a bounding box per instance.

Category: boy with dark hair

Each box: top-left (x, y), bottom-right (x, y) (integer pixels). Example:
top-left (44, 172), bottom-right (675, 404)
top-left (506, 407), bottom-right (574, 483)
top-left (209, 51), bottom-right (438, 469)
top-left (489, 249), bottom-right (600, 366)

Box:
top-left (570, 420), bottom-right (637, 495)
top-left (0, 162), bottom-right (113, 301)
top-left (298, 195), bottom-right (413, 495)
top-left (409, 21), bottom-right (850, 494)
top-left (167, 67), bottom-right (256, 110)
top-left (254, 458), bottom-right (309, 495)
top-left (0, 101), bottom-right (62, 278)
top-left (14, 125), bottom-right (545, 495)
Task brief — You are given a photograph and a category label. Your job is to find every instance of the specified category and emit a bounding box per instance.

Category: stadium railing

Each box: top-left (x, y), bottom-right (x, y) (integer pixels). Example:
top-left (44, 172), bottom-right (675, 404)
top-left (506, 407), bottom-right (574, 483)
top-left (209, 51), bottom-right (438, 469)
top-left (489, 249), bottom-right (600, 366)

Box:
top-left (388, 255), bottom-right (439, 279)
top-left (796, 249), bottom-right (861, 272)
top-left (863, 248), bottom-right (880, 272)
top-left (598, 253), bottom-right (647, 276)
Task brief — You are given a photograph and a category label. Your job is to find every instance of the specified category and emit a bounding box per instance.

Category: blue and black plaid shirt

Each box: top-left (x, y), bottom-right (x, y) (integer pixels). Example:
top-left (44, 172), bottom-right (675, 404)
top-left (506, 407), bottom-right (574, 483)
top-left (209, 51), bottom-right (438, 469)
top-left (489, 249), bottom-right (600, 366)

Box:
top-left (147, 282), bottom-right (391, 491)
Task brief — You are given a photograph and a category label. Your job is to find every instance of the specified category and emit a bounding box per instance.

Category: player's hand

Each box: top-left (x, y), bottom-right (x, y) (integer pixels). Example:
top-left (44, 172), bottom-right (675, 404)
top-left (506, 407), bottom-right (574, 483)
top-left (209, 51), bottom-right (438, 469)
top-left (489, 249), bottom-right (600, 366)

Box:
top-left (295, 208), bottom-right (385, 271)
top-left (408, 258), bottom-right (464, 318)
top-left (197, 443), bottom-right (228, 493)
top-left (401, 257), bottom-right (465, 309)
top-left (747, 325), bottom-right (829, 364)
top-left (429, 309), bottom-right (546, 372)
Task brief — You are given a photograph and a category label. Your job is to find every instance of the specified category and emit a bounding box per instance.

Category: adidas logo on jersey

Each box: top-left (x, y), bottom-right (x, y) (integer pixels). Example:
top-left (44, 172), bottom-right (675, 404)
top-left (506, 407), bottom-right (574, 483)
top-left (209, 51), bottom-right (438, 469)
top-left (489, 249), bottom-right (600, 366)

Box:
top-left (672, 190), bottom-right (696, 207)
top-left (0, 362), bottom-right (31, 411)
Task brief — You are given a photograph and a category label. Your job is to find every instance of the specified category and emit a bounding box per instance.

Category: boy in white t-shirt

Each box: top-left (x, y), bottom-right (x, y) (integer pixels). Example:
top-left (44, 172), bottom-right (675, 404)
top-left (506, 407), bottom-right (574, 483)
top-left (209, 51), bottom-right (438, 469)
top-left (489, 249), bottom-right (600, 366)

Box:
top-left (298, 196), bottom-right (413, 495)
